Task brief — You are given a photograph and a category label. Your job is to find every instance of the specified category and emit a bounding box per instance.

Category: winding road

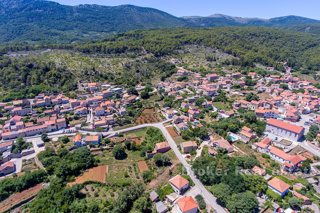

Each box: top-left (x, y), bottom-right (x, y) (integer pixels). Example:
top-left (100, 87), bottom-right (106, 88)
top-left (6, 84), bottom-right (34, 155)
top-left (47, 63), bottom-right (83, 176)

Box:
top-left (80, 120), bottom-right (226, 212)
top-left (14, 120), bottom-right (226, 212)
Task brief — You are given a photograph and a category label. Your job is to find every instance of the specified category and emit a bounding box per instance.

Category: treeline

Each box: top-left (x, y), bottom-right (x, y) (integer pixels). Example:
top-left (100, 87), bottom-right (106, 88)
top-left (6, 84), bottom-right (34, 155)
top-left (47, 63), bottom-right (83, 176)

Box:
top-left (38, 147), bottom-right (96, 181)
top-left (0, 56), bottom-right (76, 101)
top-left (1, 27), bottom-right (320, 99)
top-left (3, 27), bottom-right (320, 71)
top-left (73, 27), bottom-right (320, 70)
top-left (28, 179), bottom-right (145, 213)
top-left (192, 153), bottom-right (264, 213)
top-left (0, 52), bottom-right (175, 101)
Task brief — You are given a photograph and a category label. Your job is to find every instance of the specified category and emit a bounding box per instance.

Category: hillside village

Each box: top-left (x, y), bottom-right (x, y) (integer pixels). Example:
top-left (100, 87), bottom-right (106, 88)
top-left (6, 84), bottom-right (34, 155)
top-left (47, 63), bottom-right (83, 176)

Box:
top-left (0, 62), bottom-right (320, 213)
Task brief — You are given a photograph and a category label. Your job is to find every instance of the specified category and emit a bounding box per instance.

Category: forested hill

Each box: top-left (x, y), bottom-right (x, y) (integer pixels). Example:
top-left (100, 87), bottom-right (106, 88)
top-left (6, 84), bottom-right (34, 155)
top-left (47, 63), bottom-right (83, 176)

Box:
top-left (1, 27), bottom-right (320, 101)
top-left (183, 14), bottom-right (320, 28)
top-left (2, 0), bottom-right (320, 44)
top-left (0, 0), bottom-right (186, 44)
top-left (75, 27), bottom-right (320, 70)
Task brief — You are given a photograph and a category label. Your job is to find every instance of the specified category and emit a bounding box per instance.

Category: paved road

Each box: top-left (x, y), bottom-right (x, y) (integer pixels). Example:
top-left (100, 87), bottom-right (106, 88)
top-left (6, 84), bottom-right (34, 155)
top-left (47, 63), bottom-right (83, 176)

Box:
top-left (155, 124), bottom-right (226, 213)
top-left (81, 120), bottom-right (226, 212)
top-left (4, 120), bottom-right (225, 212)
top-left (300, 141), bottom-right (320, 158)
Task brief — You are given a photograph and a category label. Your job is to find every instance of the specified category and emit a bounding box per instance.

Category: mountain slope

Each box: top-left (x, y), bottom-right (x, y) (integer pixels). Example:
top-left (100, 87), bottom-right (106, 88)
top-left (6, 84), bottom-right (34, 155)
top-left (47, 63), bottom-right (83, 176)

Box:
top-left (183, 15), bottom-right (320, 28)
top-left (0, 0), bottom-right (186, 43)
top-left (1, 0), bottom-right (320, 44)
top-left (2, 27), bottom-right (320, 100)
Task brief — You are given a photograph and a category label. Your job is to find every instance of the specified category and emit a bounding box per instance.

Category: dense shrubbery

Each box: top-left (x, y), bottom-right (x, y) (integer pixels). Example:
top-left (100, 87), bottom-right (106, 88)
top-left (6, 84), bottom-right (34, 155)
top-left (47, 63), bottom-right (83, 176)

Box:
top-left (76, 28), bottom-right (320, 70)
top-left (193, 154), bottom-right (263, 212)
top-left (29, 178), bottom-right (145, 213)
top-left (1, 27), bottom-right (320, 99)
top-left (38, 147), bottom-right (96, 181)
top-left (0, 170), bottom-right (47, 202)
top-left (11, 137), bottom-right (32, 154)
top-left (140, 127), bottom-right (165, 155)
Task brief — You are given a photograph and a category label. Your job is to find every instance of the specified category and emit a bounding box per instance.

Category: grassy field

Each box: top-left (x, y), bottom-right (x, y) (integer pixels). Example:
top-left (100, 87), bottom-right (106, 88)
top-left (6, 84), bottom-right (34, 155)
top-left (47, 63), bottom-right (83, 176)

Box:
top-left (97, 150), bottom-right (144, 185)
top-left (124, 128), bottom-right (148, 138)
top-left (21, 159), bottom-right (38, 172)
top-left (213, 102), bottom-right (232, 110)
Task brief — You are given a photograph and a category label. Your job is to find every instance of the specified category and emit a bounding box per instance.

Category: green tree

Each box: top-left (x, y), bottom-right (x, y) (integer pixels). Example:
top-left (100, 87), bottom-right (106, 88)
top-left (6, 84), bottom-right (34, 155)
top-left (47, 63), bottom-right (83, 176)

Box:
top-left (60, 135), bottom-right (70, 144)
top-left (306, 124), bottom-right (319, 141)
top-left (243, 111), bottom-right (257, 123)
top-left (142, 171), bottom-right (154, 183)
top-left (112, 144), bottom-right (127, 160)
top-left (195, 97), bottom-right (205, 107)
top-left (288, 197), bottom-right (302, 210)
top-left (245, 92), bottom-right (259, 101)
top-left (132, 196), bottom-right (151, 213)
top-left (235, 156), bottom-right (259, 169)
top-left (195, 195), bottom-right (206, 210)
top-left (210, 184), bottom-right (231, 206)
top-left (244, 175), bottom-right (267, 194)
top-left (153, 154), bottom-right (171, 167)
top-left (301, 159), bottom-right (312, 173)
top-left (110, 184), bottom-right (145, 212)
top-left (140, 91), bottom-right (150, 99)
top-left (11, 137), bottom-right (30, 154)
top-left (227, 191), bottom-right (258, 213)
top-left (41, 133), bottom-right (50, 142)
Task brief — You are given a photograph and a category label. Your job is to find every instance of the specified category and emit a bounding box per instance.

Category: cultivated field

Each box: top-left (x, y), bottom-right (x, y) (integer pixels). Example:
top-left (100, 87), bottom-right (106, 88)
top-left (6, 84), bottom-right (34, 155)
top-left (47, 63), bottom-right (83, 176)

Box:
top-left (68, 165), bottom-right (108, 186)
top-left (0, 184), bottom-right (43, 213)
top-left (166, 126), bottom-right (179, 138)
top-left (136, 108), bottom-right (162, 125)
top-left (137, 161), bottom-right (149, 173)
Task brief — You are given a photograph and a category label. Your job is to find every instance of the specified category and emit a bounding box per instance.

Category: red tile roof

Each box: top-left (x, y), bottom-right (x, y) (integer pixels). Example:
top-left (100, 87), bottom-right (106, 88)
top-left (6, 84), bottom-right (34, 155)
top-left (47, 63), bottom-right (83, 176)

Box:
top-left (268, 177), bottom-right (290, 193)
top-left (288, 155), bottom-right (305, 165)
top-left (155, 142), bottom-right (170, 150)
top-left (267, 119), bottom-right (304, 134)
top-left (169, 175), bottom-right (189, 190)
top-left (252, 166), bottom-right (266, 176)
top-left (0, 162), bottom-right (15, 171)
top-left (269, 146), bottom-right (291, 161)
top-left (73, 134), bottom-right (82, 142)
top-left (254, 140), bottom-right (270, 149)
top-left (177, 196), bottom-right (198, 213)
top-left (85, 135), bottom-right (99, 142)
top-left (0, 141), bottom-right (13, 149)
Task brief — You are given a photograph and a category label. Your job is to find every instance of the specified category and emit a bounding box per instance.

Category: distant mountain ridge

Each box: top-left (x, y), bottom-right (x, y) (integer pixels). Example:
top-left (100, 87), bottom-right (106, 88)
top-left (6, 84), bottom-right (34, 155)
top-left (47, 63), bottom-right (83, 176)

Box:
top-left (1, 0), bottom-right (320, 44)
top-left (0, 0), bottom-right (186, 43)
top-left (183, 14), bottom-right (320, 27)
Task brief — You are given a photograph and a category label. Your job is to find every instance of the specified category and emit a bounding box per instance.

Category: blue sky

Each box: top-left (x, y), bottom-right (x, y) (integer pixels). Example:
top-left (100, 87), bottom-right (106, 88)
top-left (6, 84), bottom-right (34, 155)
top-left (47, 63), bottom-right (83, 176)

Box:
top-left (52, 0), bottom-right (320, 19)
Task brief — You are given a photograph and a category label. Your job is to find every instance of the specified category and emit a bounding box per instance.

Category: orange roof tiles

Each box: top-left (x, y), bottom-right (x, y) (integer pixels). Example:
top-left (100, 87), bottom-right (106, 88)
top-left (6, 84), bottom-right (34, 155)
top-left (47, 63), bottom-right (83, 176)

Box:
top-left (169, 175), bottom-right (189, 190)
top-left (85, 135), bottom-right (99, 142)
top-left (155, 142), bottom-right (170, 150)
top-left (177, 196), bottom-right (198, 213)
top-left (73, 134), bottom-right (82, 142)
top-left (0, 141), bottom-right (13, 149)
top-left (268, 177), bottom-right (290, 193)
top-left (254, 137), bottom-right (272, 149)
top-left (267, 119), bottom-right (304, 134)
top-left (288, 155), bottom-right (305, 165)
top-left (0, 161), bottom-right (15, 171)
top-left (269, 146), bottom-right (291, 161)
top-left (252, 166), bottom-right (266, 176)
